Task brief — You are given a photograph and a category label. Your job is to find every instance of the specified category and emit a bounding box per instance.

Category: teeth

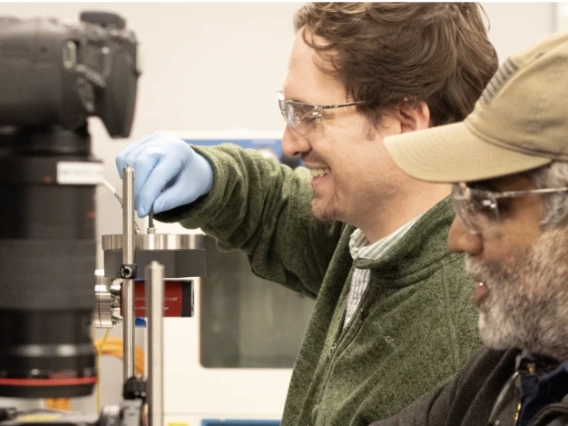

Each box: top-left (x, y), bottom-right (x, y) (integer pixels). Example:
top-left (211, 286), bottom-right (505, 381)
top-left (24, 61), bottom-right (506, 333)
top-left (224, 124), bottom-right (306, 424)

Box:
top-left (310, 168), bottom-right (330, 178)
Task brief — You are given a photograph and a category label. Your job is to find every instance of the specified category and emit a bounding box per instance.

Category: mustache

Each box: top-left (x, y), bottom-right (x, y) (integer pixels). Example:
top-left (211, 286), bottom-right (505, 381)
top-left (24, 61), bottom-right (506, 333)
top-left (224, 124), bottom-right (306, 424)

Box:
top-left (464, 255), bottom-right (507, 285)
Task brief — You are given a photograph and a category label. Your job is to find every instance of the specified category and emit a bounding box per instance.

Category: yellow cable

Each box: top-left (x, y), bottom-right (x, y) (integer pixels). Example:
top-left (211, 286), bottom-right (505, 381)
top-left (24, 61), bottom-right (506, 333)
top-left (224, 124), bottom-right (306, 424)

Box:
top-left (45, 398), bottom-right (70, 410)
top-left (94, 337), bottom-right (146, 412)
top-left (96, 329), bottom-right (112, 412)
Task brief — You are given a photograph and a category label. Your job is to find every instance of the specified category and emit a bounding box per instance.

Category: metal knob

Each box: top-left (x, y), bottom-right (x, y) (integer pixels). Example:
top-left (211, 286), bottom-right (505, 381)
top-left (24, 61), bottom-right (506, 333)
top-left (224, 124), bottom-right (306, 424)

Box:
top-left (93, 274), bottom-right (121, 328)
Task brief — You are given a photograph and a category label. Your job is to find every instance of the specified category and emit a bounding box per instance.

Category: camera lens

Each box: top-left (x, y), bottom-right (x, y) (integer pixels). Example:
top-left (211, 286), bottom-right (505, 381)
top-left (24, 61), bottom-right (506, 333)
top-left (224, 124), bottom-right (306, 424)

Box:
top-left (0, 128), bottom-right (98, 398)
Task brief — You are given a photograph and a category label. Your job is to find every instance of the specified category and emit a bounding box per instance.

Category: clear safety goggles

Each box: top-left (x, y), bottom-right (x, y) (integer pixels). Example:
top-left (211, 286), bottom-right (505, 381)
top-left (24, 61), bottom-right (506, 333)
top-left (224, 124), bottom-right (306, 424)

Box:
top-left (451, 182), bottom-right (568, 235)
top-left (277, 90), bottom-right (363, 137)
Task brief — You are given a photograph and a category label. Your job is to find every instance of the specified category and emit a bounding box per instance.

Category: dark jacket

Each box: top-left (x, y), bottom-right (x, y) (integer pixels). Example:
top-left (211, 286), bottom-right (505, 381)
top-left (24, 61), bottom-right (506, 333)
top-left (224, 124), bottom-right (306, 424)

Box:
top-left (370, 347), bottom-right (568, 426)
top-left (156, 144), bottom-right (482, 426)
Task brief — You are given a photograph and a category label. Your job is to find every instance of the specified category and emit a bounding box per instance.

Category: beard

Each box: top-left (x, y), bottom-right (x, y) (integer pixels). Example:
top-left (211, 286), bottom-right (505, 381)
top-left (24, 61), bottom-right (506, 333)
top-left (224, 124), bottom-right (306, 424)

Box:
top-left (311, 189), bottom-right (341, 222)
top-left (465, 228), bottom-right (568, 361)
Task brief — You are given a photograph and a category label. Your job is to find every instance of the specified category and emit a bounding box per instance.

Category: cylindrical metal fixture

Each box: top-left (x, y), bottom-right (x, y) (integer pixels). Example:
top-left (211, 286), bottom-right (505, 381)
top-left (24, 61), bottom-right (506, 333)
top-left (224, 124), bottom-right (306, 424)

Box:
top-left (123, 166), bottom-right (135, 266)
top-left (93, 278), bottom-right (114, 328)
top-left (93, 274), bottom-right (121, 329)
top-left (122, 166), bottom-right (135, 380)
top-left (101, 233), bottom-right (206, 280)
top-left (103, 233), bottom-right (203, 251)
top-left (146, 261), bottom-right (164, 426)
top-left (122, 279), bottom-right (134, 379)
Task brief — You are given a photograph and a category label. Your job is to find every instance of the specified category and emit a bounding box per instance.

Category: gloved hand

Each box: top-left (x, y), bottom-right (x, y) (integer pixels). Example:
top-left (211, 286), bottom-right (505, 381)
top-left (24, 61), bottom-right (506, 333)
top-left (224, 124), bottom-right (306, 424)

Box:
top-left (116, 132), bottom-right (213, 217)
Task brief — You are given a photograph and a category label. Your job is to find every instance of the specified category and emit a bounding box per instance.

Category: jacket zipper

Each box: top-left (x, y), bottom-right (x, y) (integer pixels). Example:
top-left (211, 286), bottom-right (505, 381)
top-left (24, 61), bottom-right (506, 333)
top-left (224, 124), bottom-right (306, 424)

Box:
top-left (310, 284), bottom-right (372, 426)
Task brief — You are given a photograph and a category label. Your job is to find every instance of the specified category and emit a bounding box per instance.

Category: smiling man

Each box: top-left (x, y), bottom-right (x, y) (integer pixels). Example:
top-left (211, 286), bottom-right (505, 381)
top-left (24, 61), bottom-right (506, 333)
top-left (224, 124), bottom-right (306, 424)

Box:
top-left (375, 31), bottom-right (568, 426)
top-left (116, 3), bottom-right (498, 425)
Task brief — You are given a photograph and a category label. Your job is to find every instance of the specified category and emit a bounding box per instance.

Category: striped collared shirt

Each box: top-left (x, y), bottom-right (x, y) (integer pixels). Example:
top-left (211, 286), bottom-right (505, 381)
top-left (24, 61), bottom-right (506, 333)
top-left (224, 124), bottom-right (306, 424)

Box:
top-left (344, 216), bottom-right (422, 327)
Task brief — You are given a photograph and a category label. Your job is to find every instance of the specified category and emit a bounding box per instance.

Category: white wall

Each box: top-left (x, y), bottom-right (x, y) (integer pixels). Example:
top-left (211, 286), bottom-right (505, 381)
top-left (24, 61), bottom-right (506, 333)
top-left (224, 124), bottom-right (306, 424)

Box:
top-left (558, 2), bottom-right (568, 31)
top-left (484, 3), bottom-right (557, 60)
top-left (0, 0), bottom-right (558, 415)
top-left (0, 1), bottom-right (558, 240)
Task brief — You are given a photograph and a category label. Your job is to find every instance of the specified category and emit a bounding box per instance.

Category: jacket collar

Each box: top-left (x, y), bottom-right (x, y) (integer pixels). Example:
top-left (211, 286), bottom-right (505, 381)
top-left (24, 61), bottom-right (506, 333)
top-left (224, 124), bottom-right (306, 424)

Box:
top-left (351, 197), bottom-right (462, 282)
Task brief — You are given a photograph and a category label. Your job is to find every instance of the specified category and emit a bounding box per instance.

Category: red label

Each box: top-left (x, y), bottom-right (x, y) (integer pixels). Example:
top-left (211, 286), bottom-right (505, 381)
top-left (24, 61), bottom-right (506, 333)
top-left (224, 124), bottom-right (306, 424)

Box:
top-left (119, 280), bottom-right (190, 317)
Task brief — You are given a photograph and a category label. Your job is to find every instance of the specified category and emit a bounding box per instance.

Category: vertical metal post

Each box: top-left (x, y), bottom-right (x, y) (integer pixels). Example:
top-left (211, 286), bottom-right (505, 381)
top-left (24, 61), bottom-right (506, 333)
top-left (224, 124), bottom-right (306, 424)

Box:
top-left (122, 166), bottom-right (135, 380)
top-left (146, 261), bottom-right (164, 426)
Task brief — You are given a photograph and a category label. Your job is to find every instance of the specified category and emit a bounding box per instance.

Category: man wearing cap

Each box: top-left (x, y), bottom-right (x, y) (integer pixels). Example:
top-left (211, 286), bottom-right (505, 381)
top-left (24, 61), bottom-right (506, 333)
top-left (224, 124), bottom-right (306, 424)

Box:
top-left (371, 32), bottom-right (568, 426)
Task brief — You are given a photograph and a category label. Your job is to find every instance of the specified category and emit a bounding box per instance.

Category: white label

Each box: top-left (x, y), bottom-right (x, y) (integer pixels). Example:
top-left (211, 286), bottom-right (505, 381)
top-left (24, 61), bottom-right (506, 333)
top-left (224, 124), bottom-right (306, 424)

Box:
top-left (57, 162), bottom-right (104, 185)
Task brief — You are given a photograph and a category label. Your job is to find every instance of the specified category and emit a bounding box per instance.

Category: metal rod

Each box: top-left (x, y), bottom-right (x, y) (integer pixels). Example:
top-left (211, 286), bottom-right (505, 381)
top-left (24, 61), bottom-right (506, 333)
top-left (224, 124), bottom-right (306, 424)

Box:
top-left (122, 166), bottom-right (136, 380)
top-left (146, 261), bottom-right (165, 426)
top-left (102, 179), bottom-right (140, 233)
top-left (148, 206), bottom-right (156, 234)
top-left (149, 206), bottom-right (154, 229)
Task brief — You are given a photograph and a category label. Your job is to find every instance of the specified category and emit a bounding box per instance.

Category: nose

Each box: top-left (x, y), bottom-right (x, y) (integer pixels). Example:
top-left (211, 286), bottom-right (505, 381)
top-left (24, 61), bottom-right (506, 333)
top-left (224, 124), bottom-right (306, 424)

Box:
top-left (448, 216), bottom-right (483, 256)
top-left (282, 126), bottom-right (311, 157)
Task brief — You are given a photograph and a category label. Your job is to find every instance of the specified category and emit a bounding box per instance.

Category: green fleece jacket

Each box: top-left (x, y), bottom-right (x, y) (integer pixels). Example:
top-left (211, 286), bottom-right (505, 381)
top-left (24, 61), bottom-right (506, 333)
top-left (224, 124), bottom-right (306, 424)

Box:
top-left (155, 144), bottom-right (482, 426)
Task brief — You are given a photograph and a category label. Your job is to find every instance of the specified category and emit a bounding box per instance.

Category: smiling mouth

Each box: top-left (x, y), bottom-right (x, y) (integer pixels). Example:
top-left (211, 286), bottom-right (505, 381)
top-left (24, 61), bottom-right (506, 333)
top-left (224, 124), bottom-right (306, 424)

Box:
top-left (309, 168), bottom-right (331, 178)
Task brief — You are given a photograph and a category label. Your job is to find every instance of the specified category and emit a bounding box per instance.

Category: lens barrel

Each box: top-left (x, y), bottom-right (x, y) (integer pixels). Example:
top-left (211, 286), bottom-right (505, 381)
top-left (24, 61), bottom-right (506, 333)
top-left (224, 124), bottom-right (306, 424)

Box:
top-left (0, 127), bottom-right (98, 398)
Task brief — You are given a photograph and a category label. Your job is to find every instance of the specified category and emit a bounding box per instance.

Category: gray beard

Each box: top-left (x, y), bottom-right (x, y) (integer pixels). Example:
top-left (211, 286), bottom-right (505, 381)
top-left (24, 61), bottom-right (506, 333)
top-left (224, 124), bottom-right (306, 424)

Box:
top-left (465, 228), bottom-right (568, 361)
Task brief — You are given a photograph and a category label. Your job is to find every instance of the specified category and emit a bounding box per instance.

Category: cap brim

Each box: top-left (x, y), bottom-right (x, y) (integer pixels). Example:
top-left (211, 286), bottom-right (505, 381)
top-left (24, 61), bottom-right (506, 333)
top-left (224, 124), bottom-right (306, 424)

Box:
top-left (384, 121), bottom-right (552, 183)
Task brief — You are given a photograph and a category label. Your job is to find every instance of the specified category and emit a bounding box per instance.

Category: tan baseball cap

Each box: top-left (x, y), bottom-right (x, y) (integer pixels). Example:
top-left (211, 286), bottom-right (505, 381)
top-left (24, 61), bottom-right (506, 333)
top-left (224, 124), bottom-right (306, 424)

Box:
top-left (384, 31), bottom-right (568, 183)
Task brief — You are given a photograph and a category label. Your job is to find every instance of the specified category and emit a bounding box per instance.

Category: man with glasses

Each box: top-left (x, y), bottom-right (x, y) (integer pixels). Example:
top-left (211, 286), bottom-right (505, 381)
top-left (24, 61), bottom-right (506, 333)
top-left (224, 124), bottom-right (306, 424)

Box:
top-left (116, 3), bottom-right (498, 425)
top-left (373, 31), bottom-right (568, 426)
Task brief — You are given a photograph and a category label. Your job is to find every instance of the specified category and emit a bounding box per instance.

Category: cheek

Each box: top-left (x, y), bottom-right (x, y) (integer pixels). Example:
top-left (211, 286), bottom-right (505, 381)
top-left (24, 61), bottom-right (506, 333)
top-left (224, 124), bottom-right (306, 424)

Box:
top-left (335, 153), bottom-right (379, 189)
top-left (503, 199), bottom-right (543, 244)
top-left (498, 221), bottom-right (541, 253)
top-left (315, 123), bottom-right (389, 184)
top-left (491, 205), bottom-right (543, 258)
top-left (477, 230), bottom-right (524, 271)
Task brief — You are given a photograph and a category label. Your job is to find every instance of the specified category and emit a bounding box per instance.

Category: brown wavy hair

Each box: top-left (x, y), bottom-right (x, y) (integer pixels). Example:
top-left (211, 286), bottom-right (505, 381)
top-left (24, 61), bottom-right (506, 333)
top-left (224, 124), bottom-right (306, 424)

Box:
top-left (294, 3), bottom-right (498, 127)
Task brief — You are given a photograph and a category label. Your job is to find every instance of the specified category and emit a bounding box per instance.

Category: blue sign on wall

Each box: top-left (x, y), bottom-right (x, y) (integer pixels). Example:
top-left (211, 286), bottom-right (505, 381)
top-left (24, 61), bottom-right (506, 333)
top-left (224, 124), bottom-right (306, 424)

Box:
top-left (182, 138), bottom-right (302, 169)
top-left (184, 138), bottom-right (283, 159)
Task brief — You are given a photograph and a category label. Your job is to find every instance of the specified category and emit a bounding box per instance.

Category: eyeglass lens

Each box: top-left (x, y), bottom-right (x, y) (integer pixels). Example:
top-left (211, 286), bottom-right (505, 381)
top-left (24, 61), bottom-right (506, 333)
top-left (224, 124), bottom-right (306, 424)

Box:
top-left (451, 185), bottom-right (500, 234)
top-left (281, 102), bottom-right (321, 137)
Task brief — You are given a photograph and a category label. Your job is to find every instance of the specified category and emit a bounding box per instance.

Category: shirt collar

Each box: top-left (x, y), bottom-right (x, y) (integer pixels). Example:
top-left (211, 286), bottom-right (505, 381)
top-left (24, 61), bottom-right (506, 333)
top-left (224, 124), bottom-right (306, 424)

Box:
top-left (349, 215), bottom-right (422, 261)
top-left (516, 351), bottom-right (568, 426)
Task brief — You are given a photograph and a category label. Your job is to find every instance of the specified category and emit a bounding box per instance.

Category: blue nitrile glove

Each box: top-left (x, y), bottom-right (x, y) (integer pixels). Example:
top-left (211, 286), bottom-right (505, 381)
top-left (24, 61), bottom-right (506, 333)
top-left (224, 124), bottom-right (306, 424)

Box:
top-left (116, 132), bottom-right (213, 217)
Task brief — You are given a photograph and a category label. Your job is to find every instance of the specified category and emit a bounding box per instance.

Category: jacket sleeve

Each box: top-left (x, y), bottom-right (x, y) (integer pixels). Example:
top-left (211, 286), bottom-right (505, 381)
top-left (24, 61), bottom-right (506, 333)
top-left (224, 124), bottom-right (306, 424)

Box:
top-left (154, 143), bottom-right (345, 298)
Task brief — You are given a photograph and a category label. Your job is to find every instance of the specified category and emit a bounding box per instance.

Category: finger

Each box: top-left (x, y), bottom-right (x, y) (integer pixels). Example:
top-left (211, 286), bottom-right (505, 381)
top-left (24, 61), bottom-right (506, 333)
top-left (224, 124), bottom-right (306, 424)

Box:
top-left (116, 133), bottom-right (156, 178)
top-left (131, 150), bottom-right (161, 208)
top-left (153, 187), bottom-right (182, 215)
top-left (137, 154), bottom-right (185, 217)
top-left (119, 140), bottom-right (160, 188)
top-left (153, 177), bottom-right (197, 214)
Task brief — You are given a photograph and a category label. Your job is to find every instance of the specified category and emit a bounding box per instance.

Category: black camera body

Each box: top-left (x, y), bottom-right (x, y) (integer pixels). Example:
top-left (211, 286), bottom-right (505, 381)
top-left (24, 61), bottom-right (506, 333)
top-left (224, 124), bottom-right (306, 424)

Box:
top-left (0, 11), bottom-right (139, 137)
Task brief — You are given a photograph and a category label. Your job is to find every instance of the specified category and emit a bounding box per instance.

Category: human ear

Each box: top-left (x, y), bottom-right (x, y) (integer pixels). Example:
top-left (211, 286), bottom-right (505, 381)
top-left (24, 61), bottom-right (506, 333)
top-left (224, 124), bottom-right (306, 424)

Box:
top-left (395, 100), bottom-right (430, 133)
